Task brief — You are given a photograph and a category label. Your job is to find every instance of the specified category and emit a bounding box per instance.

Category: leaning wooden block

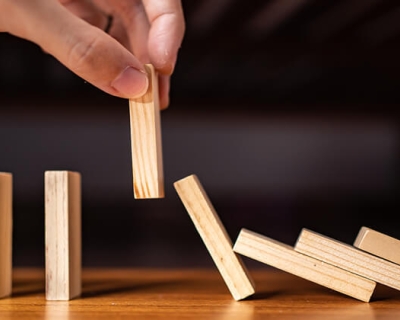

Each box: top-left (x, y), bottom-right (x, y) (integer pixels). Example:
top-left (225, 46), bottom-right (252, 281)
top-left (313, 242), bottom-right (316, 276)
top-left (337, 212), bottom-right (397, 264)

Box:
top-left (0, 173), bottom-right (12, 299)
top-left (45, 171), bottom-right (81, 300)
top-left (354, 226), bottom-right (400, 265)
top-left (174, 174), bottom-right (255, 300)
top-left (233, 228), bottom-right (375, 302)
top-left (129, 64), bottom-right (164, 199)
top-left (295, 228), bottom-right (400, 293)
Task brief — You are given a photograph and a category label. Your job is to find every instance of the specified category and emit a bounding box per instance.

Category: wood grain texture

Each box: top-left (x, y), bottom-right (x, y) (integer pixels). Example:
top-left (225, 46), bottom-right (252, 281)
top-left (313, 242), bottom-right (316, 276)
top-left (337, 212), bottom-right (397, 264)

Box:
top-left (0, 173), bottom-right (12, 299)
top-left (174, 174), bottom-right (255, 300)
top-left (45, 171), bottom-right (81, 300)
top-left (129, 64), bottom-right (164, 199)
top-left (354, 226), bottom-right (400, 265)
top-left (295, 228), bottom-right (400, 292)
top-left (4, 268), bottom-right (400, 320)
top-left (233, 228), bottom-right (375, 302)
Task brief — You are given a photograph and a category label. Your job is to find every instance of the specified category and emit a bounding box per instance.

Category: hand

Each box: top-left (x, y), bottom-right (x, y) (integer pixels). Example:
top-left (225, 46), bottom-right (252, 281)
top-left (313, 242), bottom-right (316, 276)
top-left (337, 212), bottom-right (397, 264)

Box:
top-left (0, 0), bottom-right (185, 109)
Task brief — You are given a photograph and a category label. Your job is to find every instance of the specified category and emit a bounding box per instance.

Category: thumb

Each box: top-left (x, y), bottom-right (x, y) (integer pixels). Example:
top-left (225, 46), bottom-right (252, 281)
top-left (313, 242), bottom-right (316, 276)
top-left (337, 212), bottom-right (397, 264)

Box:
top-left (5, 0), bottom-right (148, 99)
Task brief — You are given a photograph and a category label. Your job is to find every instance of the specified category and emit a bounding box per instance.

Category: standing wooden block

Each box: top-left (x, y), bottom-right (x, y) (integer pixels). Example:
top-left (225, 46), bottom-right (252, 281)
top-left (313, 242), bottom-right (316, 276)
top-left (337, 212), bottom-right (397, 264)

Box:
top-left (295, 228), bottom-right (400, 292)
top-left (174, 174), bottom-right (255, 300)
top-left (233, 228), bottom-right (375, 302)
top-left (354, 226), bottom-right (400, 265)
top-left (0, 173), bottom-right (12, 299)
top-left (129, 64), bottom-right (164, 199)
top-left (45, 171), bottom-right (81, 300)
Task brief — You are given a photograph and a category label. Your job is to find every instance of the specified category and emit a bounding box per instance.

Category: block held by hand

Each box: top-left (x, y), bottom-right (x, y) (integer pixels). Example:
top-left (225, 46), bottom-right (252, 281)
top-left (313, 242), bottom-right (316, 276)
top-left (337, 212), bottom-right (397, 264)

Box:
top-left (129, 64), bottom-right (164, 199)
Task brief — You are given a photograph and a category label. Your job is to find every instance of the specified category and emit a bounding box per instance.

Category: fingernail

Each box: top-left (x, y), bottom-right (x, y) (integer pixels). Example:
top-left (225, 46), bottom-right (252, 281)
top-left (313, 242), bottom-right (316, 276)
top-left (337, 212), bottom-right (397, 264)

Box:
top-left (111, 66), bottom-right (148, 98)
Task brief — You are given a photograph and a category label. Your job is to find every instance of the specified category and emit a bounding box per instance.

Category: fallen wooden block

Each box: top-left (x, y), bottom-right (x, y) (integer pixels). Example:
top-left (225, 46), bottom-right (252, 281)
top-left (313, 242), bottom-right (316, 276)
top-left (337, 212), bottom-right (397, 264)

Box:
top-left (233, 228), bottom-right (375, 302)
top-left (0, 173), bottom-right (12, 299)
top-left (295, 228), bottom-right (400, 293)
top-left (174, 174), bottom-right (255, 300)
top-left (129, 64), bottom-right (164, 199)
top-left (45, 171), bottom-right (81, 300)
top-left (354, 226), bottom-right (400, 265)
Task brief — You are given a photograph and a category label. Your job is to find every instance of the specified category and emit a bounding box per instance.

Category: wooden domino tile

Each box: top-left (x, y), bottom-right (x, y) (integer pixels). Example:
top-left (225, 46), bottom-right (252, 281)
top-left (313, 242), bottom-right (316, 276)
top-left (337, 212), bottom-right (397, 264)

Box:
top-left (233, 228), bottom-right (375, 302)
top-left (354, 226), bottom-right (400, 265)
top-left (129, 64), bottom-right (164, 199)
top-left (0, 173), bottom-right (12, 299)
top-left (174, 174), bottom-right (255, 301)
top-left (295, 228), bottom-right (400, 293)
top-left (45, 171), bottom-right (81, 300)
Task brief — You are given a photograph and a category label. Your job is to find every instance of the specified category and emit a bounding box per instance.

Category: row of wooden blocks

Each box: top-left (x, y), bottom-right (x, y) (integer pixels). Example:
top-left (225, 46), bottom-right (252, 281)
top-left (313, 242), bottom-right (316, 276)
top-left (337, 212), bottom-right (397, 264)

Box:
top-left (1, 171), bottom-right (400, 302)
top-left (126, 63), bottom-right (400, 302)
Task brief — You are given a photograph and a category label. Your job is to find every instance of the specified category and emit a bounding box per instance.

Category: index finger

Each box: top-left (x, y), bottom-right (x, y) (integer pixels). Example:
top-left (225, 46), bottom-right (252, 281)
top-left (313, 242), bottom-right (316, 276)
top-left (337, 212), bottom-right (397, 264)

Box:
top-left (143, 0), bottom-right (185, 75)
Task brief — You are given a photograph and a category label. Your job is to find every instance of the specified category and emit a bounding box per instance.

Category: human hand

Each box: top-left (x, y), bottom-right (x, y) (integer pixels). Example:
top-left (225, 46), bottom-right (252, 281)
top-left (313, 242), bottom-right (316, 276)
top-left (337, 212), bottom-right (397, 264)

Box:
top-left (0, 0), bottom-right (185, 109)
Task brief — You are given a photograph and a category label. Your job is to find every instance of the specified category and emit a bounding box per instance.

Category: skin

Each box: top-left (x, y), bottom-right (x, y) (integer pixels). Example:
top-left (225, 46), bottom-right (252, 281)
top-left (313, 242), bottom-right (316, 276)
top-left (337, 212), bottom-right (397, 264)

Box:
top-left (0, 0), bottom-right (186, 109)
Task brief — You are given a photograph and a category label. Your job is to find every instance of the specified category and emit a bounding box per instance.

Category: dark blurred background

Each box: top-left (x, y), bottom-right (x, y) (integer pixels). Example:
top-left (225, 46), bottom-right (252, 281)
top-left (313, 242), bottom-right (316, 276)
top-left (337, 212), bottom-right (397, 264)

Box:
top-left (1, 0), bottom-right (399, 268)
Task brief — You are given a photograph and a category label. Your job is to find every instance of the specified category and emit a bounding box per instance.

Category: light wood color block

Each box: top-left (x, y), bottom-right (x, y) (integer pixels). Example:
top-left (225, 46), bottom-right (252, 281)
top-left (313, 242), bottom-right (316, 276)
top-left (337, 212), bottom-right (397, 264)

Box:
top-left (295, 228), bottom-right (400, 293)
top-left (129, 64), bottom-right (164, 199)
top-left (45, 171), bottom-right (81, 300)
top-left (233, 228), bottom-right (375, 302)
top-left (354, 226), bottom-right (400, 265)
top-left (0, 173), bottom-right (12, 299)
top-left (174, 174), bottom-right (255, 300)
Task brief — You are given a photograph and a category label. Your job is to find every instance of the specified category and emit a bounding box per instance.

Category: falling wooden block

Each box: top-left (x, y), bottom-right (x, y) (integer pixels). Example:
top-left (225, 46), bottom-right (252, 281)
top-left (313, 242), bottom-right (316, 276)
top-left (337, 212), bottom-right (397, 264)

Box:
top-left (233, 228), bottom-right (375, 302)
top-left (174, 174), bottom-right (255, 300)
top-left (0, 173), bottom-right (12, 299)
top-left (295, 228), bottom-right (400, 293)
top-left (354, 226), bottom-right (400, 265)
top-left (45, 171), bottom-right (81, 300)
top-left (129, 64), bottom-right (164, 199)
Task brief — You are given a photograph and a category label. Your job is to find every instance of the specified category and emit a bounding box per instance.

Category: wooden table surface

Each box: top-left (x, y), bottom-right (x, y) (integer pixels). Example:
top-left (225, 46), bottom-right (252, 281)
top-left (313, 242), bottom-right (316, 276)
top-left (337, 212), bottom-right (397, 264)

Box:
top-left (1, 267), bottom-right (400, 319)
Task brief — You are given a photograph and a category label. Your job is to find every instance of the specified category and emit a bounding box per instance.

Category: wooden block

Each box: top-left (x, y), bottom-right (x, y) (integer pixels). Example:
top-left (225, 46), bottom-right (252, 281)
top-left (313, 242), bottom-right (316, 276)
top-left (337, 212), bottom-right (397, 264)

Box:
top-left (174, 174), bottom-right (255, 300)
top-left (129, 64), bottom-right (164, 199)
top-left (354, 226), bottom-right (400, 265)
top-left (45, 171), bottom-right (81, 300)
top-left (0, 173), bottom-right (12, 299)
top-left (295, 228), bottom-right (400, 293)
top-left (233, 228), bottom-right (375, 302)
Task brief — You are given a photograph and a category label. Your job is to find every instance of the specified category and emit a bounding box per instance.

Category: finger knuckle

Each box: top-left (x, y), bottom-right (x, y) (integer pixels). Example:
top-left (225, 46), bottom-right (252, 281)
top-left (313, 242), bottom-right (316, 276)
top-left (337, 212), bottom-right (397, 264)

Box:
top-left (67, 35), bottom-right (102, 72)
